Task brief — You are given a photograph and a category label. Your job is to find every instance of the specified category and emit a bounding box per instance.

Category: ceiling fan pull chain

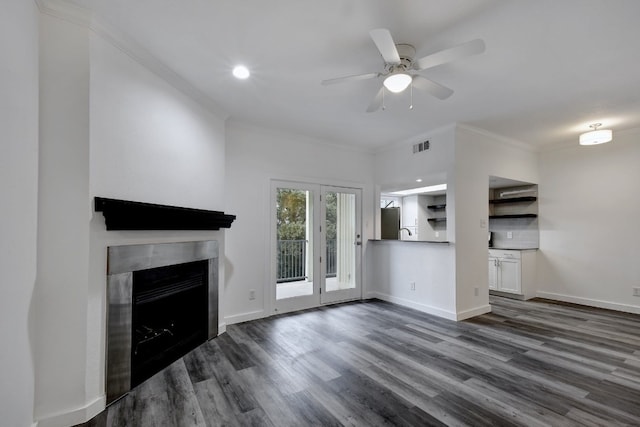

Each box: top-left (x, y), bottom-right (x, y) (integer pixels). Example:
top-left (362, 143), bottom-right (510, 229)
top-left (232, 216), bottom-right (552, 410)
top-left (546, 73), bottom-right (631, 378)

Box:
top-left (410, 81), bottom-right (414, 110)
top-left (382, 86), bottom-right (386, 111)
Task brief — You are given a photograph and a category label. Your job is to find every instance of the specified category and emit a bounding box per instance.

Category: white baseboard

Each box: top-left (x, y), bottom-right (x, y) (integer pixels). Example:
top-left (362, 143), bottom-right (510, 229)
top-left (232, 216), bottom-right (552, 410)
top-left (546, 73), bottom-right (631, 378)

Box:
top-left (536, 291), bottom-right (640, 314)
top-left (36, 395), bottom-right (105, 427)
top-left (456, 304), bottom-right (492, 320)
top-left (218, 322), bottom-right (227, 335)
top-left (224, 309), bottom-right (266, 325)
top-left (369, 292), bottom-right (458, 320)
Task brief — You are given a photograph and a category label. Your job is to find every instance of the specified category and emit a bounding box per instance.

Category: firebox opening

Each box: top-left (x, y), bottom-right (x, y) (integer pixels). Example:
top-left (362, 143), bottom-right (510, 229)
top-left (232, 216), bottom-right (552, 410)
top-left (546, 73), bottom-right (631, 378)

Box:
top-left (131, 260), bottom-right (208, 387)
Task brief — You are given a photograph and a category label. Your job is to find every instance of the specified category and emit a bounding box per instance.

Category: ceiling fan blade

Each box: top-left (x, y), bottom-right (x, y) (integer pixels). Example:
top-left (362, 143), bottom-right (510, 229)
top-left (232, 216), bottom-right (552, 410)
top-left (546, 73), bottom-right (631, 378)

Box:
top-left (370, 28), bottom-right (401, 65)
top-left (366, 87), bottom-right (384, 112)
top-left (411, 75), bottom-right (454, 100)
top-left (321, 72), bottom-right (379, 86)
top-left (415, 39), bottom-right (485, 71)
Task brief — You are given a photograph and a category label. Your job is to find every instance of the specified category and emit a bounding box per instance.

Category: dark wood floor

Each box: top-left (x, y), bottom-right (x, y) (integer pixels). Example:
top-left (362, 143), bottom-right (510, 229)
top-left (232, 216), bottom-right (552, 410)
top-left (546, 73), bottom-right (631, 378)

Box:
top-left (81, 296), bottom-right (640, 426)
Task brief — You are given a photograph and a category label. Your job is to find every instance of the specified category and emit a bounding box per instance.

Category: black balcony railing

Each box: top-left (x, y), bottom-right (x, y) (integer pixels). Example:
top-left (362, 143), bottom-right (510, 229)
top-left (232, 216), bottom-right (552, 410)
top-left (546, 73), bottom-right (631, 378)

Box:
top-left (277, 239), bottom-right (336, 283)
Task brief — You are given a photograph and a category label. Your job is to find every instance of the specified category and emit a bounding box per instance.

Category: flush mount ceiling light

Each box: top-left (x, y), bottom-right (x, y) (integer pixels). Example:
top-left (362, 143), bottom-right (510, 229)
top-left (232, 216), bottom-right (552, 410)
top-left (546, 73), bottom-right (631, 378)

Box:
top-left (232, 65), bottom-right (250, 79)
top-left (383, 70), bottom-right (412, 93)
top-left (579, 123), bottom-right (612, 146)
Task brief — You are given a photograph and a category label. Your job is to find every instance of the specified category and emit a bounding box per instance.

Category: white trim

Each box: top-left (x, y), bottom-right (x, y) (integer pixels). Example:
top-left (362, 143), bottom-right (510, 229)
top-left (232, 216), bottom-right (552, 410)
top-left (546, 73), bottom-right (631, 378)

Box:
top-left (455, 304), bottom-right (492, 320)
top-left (218, 322), bottom-right (227, 335)
top-left (226, 119), bottom-right (375, 154)
top-left (225, 309), bottom-right (267, 325)
top-left (456, 123), bottom-right (538, 152)
top-left (536, 291), bottom-right (640, 315)
top-left (35, 0), bottom-right (91, 27)
top-left (369, 292), bottom-right (458, 321)
top-left (36, 395), bottom-right (105, 427)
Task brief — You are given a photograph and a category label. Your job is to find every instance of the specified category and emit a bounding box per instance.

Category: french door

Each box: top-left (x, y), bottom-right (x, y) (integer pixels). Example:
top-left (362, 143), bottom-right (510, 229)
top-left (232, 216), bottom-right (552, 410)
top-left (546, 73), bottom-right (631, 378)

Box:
top-left (272, 181), bottom-right (362, 314)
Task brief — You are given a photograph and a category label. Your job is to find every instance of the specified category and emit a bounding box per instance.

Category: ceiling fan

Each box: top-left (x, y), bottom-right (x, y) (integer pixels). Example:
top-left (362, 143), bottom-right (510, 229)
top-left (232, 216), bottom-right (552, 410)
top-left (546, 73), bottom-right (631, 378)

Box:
top-left (321, 29), bottom-right (485, 112)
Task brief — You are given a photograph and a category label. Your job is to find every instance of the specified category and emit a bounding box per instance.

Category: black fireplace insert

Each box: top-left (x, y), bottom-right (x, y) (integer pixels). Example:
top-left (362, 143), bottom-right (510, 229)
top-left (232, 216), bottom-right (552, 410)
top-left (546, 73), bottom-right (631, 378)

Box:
top-left (131, 260), bottom-right (208, 387)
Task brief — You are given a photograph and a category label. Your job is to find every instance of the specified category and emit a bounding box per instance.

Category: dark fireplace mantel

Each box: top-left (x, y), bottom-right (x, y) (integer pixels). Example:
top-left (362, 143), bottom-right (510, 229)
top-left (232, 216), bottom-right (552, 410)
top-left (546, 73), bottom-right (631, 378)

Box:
top-left (95, 197), bottom-right (236, 231)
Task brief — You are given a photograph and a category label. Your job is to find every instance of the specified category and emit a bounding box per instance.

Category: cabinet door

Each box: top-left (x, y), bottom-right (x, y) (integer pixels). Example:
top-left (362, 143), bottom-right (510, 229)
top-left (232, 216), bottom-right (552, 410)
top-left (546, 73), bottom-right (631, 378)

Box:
top-left (488, 258), bottom-right (498, 290)
top-left (498, 258), bottom-right (521, 293)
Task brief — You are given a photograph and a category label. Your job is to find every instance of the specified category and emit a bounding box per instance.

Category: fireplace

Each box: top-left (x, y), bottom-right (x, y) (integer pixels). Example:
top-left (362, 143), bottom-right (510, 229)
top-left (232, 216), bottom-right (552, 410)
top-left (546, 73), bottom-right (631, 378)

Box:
top-left (106, 240), bottom-right (218, 404)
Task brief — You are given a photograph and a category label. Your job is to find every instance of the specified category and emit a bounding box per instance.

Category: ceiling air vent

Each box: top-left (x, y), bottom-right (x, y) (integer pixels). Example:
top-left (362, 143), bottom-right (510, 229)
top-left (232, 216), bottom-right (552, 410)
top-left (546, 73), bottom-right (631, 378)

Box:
top-left (412, 140), bottom-right (430, 154)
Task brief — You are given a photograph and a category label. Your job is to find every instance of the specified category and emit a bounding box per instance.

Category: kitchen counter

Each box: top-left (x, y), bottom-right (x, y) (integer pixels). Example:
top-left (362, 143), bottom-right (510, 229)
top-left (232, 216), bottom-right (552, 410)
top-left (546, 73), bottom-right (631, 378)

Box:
top-left (370, 239), bottom-right (450, 244)
top-left (489, 247), bottom-right (538, 251)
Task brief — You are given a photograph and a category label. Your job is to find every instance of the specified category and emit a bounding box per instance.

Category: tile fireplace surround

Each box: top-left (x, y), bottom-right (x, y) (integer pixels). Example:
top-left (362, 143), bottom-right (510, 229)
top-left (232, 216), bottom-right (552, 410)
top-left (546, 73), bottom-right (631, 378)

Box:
top-left (106, 240), bottom-right (219, 404)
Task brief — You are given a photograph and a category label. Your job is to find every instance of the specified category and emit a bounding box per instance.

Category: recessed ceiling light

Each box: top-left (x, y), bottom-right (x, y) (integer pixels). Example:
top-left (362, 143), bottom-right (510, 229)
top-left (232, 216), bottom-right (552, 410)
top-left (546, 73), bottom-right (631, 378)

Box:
top-left (416, 179), bottom-right (423, 182)
top-left (232, 65), bottom-right (250, 80)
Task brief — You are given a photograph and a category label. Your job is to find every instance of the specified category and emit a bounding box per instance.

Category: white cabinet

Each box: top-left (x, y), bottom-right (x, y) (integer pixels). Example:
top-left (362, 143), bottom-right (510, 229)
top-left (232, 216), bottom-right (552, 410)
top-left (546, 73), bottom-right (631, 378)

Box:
top-left (400, 195), bottom-right (431, 240)
top-left (488, 249), bottom-right (536, 299)
top-left (488, 257), bottom-right (498, 290)
top-left (401, 195), bottom-right (419, 240)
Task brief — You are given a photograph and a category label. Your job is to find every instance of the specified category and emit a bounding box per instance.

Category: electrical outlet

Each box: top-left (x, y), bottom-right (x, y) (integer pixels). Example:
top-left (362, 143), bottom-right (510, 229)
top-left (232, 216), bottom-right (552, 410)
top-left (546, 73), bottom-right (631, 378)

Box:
top-left (633, 287), bottom-right (640, 297)
top-left (410, 282), bottom-right (416, 291)
top-left (435, 231), bottom-right (439, 238)
top-left (507, 231), bottom-right (513, 239)
top-left (249, 289), bottom-right (256, 300)
top-left (474, 287), bottom-right (479, 297)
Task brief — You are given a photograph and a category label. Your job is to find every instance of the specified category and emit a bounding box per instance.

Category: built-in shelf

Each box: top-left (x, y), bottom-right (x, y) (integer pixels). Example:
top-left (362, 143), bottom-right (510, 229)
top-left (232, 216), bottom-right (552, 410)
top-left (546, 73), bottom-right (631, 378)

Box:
top-left (427, 218), bottom-right (447, 223)
top-left (489, 196), bottom-right (537, 204)
top-left (489, 214), bottom-right (537, 219)
top-left (95, 197), bottom-right (236, 231)
top-left (427, 204), bottom-right (446, 210)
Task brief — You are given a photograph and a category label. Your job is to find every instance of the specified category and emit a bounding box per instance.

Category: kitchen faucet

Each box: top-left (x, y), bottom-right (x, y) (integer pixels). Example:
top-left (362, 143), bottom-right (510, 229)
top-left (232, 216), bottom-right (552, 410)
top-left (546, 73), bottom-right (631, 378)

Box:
top-left (399, 227), bottom-right (413, 236)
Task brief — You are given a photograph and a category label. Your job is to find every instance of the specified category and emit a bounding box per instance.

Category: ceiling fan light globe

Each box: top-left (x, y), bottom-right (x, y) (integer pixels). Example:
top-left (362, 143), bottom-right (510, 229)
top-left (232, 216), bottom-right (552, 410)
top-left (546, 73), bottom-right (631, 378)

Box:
top-left (383, 73), bottom-right (412, 93)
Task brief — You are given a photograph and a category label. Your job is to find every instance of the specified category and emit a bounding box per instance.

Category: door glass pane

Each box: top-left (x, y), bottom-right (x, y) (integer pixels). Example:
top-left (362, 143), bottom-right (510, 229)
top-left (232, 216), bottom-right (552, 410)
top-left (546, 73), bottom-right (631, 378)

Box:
top-left (325, 191), bottom-right (356, 292)
top-left (276, 188), bottom-right (314, 300)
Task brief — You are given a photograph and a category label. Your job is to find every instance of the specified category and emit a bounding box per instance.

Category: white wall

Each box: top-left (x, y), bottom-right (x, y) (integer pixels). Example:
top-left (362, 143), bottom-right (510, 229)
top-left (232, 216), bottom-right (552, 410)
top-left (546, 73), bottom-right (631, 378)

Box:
top-left (370, 125), bottom-right (539, 320)
top-left (453, 125), bottom-right (538, 316)
top-left (34, 13), bottom-right (92, 424)
top-left (374, 126), bottom-right (454, 195)
top-left (224, 122), bottom-right (375, 324)
top-left (33, 14), bottom-right (228, 426)
top-left (369, 242), bottom-right (456, 318)
top-left (0, 0), bottom-right (39, 425)
top-left (371, 126), bottom-right (458, 317)
top-left (89, 35), bottom-right (226, 210)
top-left (538, 128), bottom-right (640, 313)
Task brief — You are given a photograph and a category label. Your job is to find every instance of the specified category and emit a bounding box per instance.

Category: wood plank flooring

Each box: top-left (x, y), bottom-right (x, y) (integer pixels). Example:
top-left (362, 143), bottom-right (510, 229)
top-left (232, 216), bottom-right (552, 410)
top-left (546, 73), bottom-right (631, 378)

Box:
top-left (80, 296), bottom-right (640, 426)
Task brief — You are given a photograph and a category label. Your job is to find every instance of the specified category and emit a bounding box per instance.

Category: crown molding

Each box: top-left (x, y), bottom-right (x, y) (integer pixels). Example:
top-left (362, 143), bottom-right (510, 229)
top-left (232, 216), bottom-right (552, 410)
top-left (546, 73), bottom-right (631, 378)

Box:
top-left (226, 118), bottom-right (376, 155)
top-left (455, 123), bottom-right (538, 153)
top-left (35, 0), bottom-right (92, 27)
top-left (35, 0), bottom-right (229, 120)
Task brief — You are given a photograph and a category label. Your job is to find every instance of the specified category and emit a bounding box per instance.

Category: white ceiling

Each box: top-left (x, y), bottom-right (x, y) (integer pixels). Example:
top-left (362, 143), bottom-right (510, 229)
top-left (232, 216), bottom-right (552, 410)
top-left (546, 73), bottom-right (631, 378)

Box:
top-left (62, 0), bottom-right (640, 150)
